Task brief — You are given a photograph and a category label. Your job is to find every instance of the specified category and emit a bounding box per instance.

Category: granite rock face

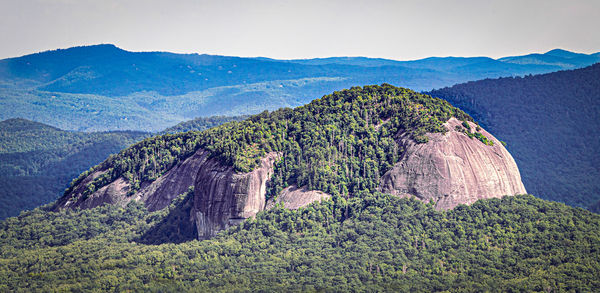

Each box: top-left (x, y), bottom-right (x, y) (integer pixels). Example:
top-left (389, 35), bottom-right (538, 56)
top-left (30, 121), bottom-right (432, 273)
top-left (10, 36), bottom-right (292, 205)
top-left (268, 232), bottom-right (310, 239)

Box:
top-left (136, 150), bottom-right (210, 211)
top-left (54, 149), bottom-right (209, 211)
top-left (56, 173), bottom-right (131, 210)
top-left (379, 117), bottom-right (527, 210)
top-left (193, 152), bottom-right (280, 240)
top-left (56, 116), bottom-right (526, 239)
top-left (265, 185), bottom-right (330, 210)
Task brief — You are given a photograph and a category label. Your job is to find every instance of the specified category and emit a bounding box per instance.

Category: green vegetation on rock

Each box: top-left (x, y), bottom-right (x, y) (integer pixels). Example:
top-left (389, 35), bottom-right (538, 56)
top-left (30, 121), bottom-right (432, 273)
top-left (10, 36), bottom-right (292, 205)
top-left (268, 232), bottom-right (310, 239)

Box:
top-left (454, 121), bottom-right (494, 146)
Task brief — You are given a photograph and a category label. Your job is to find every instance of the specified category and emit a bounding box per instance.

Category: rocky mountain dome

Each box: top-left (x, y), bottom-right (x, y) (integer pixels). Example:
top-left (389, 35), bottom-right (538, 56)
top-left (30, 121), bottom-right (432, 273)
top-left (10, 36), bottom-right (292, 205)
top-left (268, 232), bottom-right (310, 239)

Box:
top-left (54, 84), bottom-right (526, 239)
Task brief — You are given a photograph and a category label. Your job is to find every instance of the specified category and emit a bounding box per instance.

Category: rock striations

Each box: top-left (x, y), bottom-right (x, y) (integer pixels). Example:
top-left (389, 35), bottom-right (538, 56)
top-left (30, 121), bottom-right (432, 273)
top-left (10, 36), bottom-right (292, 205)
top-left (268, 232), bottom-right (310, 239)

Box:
top-left (193, 152), bottom-right (280, 240)
top-left (55, 150), bottom-right (211, 212)
top-left (379, 118), bottom-right (526, 209)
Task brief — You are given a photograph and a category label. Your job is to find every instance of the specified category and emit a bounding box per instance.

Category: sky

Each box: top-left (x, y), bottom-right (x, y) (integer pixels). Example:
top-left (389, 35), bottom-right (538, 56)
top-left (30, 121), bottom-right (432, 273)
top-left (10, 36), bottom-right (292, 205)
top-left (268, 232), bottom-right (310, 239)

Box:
top-left (1, 0), bottom-right (599, 60)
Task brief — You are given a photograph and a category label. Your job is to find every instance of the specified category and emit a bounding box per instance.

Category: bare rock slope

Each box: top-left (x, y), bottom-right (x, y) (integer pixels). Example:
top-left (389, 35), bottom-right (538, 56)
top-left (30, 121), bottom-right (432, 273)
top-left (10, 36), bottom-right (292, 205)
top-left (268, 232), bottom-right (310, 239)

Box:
top-left (55, 149), bottom-right (211, 211)
top-left (193, 152), bottom-right (280, 240)
top-left (265, 185), bottom-right (331, 210)
top-left (379, 117), bottom-right (527, 209)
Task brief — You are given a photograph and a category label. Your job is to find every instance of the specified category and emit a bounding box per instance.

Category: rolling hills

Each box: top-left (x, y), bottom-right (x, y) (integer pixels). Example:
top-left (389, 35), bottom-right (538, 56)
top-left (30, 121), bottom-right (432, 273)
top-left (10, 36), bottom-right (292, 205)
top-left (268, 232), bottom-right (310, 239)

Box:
top-left (0, 118), bottom-right (149, 219)
top-left (429, 63), bottom-right (600, 210)
top-left (1, 44), bottom-right (598, 132)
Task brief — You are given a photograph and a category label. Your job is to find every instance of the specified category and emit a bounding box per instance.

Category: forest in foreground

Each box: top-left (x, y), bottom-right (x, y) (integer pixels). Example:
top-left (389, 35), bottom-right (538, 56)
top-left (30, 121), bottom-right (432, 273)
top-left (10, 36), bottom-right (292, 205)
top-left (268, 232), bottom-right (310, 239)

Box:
top-left (1, 193), bottom-right (598, 291)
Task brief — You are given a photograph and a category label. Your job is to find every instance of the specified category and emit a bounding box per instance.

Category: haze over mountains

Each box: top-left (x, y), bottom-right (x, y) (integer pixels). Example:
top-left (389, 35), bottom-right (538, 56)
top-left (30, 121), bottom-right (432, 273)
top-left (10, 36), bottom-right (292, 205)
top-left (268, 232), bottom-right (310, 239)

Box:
top-left (1, 44), bottom-right (598, 132)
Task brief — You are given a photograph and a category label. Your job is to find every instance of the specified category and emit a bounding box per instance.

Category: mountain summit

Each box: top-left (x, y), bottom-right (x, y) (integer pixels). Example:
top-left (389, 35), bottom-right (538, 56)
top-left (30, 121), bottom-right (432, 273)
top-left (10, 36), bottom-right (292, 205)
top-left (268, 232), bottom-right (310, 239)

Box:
top-left (54, 84), bottom-right (526, 239)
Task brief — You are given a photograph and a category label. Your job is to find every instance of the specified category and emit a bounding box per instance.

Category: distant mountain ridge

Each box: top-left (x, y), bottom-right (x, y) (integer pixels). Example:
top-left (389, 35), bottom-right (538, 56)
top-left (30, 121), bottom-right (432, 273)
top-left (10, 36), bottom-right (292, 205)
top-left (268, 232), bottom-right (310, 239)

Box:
top-left (261, 49), bottom-right (599, 69)
top-left (1, 45), bottom-right (598, 132)
top-left (498, 49), bottom-right (600, 68)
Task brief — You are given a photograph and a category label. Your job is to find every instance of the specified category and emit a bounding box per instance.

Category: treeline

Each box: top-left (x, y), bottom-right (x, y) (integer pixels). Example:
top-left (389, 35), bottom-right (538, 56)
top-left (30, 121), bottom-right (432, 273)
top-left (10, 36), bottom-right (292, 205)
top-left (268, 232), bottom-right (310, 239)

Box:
top-left (1, 194), bottom-right (598, 291)
top-left (160, 115), bottom-right (249, 134)
top-left (69, 84), bottom-right (473, 201)
top-left (429, 63), bottom-right (600, 210)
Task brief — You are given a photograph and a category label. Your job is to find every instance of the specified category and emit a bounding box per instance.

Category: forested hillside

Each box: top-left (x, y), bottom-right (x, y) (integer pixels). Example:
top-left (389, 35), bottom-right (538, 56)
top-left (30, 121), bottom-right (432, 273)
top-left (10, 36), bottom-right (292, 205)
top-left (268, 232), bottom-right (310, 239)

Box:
top-left (2, 45), bottom-right (598, 131)
top-left (1, 84), bottom-right (599, 291)
top-left (62, 84), bottom-right (472, 204)
top-left (0, 114), bottom-right (249, 219)
top-left (429, 63), bottom-right (600, 210)
top-left (0, 119), bottom-right (148, 219)
top-left (1, 194), bottom-right (598, 291)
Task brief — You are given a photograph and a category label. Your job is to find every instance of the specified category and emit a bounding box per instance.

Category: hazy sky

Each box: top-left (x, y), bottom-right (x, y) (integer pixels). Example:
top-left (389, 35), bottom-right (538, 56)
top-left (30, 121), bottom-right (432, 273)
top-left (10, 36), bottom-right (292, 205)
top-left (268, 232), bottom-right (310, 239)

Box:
top-left (1, 0), bottom-right (599, 60)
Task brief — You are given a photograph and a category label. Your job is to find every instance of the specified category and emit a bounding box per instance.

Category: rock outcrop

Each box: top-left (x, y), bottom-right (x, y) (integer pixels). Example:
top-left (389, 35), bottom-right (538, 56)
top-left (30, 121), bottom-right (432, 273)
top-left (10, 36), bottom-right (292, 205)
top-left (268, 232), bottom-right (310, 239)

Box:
top-left (193, 152), bottom-right (280, 240)
top-left (55, 117), bottom-right (526, 240)
top-left (55, 170), bottom-right (131, 210)
top-left (265, 185), bottom-right (330, 210)
top-left (136, 150), bottom-right (210, 211)
top-left (55, 149), bottom-right (210, 211)
top-left (379, 117), bottom-right (527, 209)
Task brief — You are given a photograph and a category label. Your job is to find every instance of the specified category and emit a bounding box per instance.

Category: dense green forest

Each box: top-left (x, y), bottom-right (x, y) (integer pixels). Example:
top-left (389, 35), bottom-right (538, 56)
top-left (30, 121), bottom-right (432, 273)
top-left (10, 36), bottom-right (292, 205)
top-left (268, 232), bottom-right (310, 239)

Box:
top-left (429, 63), bottom-right (600, 211)
top-left (65, 84), bottom-right (473, 202)
top-left (0, 118), bottom-right (149, 219)
top-left (1, 194), bottom-right (598, 291)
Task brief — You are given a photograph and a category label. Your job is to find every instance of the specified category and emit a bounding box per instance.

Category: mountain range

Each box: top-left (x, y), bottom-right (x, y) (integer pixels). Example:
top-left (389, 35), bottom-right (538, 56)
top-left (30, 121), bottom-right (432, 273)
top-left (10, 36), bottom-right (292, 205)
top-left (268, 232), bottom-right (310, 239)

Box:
top-left (2, 62), bottom-right (600, 219)
top-left (1, 45), bottom-right (598, 132)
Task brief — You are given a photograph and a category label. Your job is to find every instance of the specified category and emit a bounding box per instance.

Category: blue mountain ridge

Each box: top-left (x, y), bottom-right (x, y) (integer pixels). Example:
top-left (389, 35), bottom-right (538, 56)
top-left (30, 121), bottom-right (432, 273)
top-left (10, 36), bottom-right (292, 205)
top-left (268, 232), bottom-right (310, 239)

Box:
top-left (1, 44), bottom-right (598, 132)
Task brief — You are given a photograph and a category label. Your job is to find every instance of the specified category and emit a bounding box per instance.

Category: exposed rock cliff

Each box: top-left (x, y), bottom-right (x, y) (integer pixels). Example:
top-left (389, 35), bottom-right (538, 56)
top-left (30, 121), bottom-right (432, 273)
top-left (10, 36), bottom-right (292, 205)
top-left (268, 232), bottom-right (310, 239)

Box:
top-left (55, 170), bottom-right (130, 210)
top-left (379, 117), bottom-right (527, 209)
top-left (54, 85), bottom-right (528, 241)
top-left (56, 149), bottom-right (289, 240)
top-left (137, 150), bottom-right (210, 211)
top-left (55, 149), bottom-right (210, 211)
top-left (56, 117), bottom-right (527, 238)
top-left (193, 152), bottom-right (280, 240)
